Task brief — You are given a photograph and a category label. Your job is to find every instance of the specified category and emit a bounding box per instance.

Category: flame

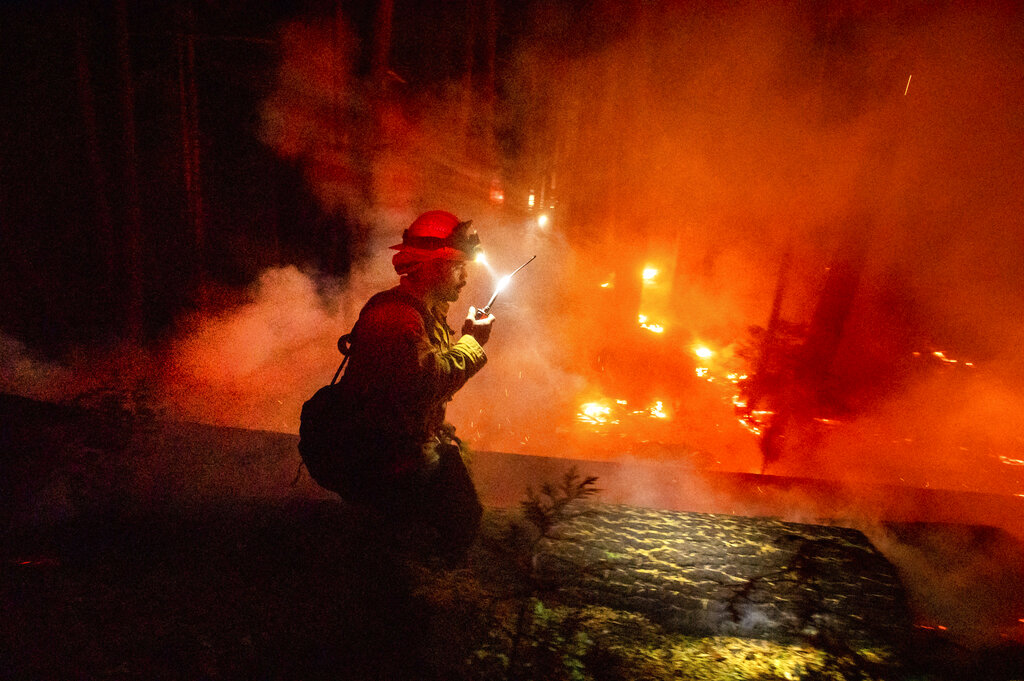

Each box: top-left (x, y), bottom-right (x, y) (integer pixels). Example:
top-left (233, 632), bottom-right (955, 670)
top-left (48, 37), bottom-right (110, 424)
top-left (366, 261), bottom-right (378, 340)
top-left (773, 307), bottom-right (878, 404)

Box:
top-left (694, 345), bottom-right (713, 359)
top-left (642, 266), bottom-right (659, 282)
top-left (599, 281), bottom-right (612, 288)
top-left (528, 191), bottom-right (535, 208)
top-left (915, 349), bottom-right (975, 367)
top-left (576, 396), bottom-right (670, 430)
top-left (489, 180), bottom-right (504, 204)
top-left (578, 401), bottom-right (614, 424)
top-left (638, 314), bottom-right (665, 333)
top-left (537, 214), bottom-right (549, 228)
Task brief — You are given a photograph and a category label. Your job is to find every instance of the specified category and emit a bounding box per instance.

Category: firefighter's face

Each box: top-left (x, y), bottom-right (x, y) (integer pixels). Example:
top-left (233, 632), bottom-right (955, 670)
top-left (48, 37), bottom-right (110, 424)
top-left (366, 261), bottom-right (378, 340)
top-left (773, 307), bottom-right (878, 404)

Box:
top-left (427, 258), bottom-right (468, 303)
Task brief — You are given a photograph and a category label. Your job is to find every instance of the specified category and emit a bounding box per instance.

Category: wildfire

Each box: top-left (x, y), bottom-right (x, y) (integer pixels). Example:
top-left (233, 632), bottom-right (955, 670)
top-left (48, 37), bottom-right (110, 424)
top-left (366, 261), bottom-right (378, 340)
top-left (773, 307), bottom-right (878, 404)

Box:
top-left (489, 179), bottom-right (504, 204)
top-left (575, 397), bottom-right (670, 429)
top-left (578, 400), bottom-right (616, 425)
top-left (912, 350), bottom-right (975, 368)
top-left (638, 314), bottom-right (665, 333)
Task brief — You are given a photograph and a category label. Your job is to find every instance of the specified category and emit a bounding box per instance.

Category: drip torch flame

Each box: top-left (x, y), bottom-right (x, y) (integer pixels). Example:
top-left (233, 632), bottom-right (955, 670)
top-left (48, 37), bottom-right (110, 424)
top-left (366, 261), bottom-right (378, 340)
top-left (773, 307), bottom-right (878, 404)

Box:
top-left (494, 274), bottom-right (511, 294)
top-left (481, 255), bottom-right (536, 314)
top-left (694, 345), bottom-right (713, 359)
top-left (642, 267), bottom-right (659, 282)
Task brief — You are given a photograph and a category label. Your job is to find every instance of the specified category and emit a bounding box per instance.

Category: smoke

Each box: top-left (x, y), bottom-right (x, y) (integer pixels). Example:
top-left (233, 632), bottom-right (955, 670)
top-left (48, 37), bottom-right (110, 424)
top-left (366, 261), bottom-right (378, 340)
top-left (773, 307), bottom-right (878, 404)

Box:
top-left (3, 1), bottom-right (1023, 646)
top-left (0, 332), bottom-right (69, 401)
top-left (862, 521), bottom-right (1024, 647)
top-left (157, 263), bottom-right (388, 433)
top-left (481, 1), bottom-right (1024, 496)
top-left (258, 14), bottom-right (504, 239)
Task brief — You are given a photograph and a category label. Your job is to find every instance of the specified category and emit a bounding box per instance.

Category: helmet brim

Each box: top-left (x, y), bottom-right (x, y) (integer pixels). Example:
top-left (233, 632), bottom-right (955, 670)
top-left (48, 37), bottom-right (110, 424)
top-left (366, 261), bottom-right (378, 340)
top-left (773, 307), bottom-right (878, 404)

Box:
top-left (389, 245), bottom-right (470, 261)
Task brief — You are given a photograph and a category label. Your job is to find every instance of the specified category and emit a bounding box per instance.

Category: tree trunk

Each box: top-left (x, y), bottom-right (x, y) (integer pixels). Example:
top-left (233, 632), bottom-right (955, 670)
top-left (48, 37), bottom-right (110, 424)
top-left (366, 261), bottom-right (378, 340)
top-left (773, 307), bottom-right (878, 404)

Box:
top-left (74, 13), bottom-right (117, 289)
top-left (177, 2), bottom-right (206, 307)
top-left (371, 0), bottom-right (394, 89)
top-left (116, 0), bottom-right (144, 341)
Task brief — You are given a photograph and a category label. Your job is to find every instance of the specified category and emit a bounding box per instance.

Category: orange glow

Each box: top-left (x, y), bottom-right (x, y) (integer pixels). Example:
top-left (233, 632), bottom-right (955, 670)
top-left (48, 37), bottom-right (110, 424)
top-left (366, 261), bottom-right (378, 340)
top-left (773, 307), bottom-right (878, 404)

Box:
top-left (489, 180), bottom-right (504, 204)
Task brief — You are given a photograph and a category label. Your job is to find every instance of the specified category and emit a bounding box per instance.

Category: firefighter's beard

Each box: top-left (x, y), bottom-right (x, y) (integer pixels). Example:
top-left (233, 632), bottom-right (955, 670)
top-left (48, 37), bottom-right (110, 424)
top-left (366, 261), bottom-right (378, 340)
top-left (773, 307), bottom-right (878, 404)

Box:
top-left (440, 267), bottom-right (468, 304)
top-left (447, 281), bottom-right (466, 303)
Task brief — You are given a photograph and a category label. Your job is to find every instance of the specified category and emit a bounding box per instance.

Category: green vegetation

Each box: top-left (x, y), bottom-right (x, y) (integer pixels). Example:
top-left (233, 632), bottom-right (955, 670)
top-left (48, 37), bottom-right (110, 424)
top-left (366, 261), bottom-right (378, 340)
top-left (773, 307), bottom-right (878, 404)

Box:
top-left (409, 468), bottom-right (907, 681)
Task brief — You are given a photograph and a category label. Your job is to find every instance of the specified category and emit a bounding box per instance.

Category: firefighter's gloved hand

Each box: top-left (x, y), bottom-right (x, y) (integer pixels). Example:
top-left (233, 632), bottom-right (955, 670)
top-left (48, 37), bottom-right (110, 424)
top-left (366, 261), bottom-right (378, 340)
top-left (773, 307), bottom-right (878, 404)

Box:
top-left (462, 307), bottom-right (495, 346)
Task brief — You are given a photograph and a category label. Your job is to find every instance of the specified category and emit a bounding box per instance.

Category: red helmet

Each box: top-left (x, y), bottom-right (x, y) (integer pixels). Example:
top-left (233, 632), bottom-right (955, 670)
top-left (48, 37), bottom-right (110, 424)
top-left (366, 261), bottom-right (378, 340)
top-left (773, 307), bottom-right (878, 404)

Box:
top-left (389, 210), bottom-right (481, 262)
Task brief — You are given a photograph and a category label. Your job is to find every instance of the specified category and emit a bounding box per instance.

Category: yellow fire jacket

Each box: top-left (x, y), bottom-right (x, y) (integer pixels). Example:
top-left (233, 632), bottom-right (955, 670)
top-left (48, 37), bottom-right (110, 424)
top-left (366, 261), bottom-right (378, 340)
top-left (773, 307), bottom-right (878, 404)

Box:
top-left (341, 284), bottom-right (487, 474)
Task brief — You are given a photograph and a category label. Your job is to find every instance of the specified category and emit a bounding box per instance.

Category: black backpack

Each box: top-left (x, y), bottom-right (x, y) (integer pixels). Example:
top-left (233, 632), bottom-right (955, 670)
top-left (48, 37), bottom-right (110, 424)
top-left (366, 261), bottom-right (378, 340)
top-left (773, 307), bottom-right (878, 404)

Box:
top-left (296, 334), bottom-right (366, 494)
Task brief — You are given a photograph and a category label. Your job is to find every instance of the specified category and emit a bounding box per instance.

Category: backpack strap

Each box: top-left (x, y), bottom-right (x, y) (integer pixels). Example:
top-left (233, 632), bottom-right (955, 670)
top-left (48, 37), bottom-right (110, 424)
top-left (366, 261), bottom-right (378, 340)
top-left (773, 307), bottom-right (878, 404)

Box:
top-left (330, 333), bottom-right (354, 385)
top-left (333, 287), bottom-right (434, 384)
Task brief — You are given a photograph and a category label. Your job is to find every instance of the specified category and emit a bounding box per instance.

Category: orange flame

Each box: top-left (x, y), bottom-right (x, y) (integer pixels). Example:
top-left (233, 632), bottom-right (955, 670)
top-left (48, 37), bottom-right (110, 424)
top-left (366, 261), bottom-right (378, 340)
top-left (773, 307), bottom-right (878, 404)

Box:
top-left (638, 314), bottom-right (665, 333)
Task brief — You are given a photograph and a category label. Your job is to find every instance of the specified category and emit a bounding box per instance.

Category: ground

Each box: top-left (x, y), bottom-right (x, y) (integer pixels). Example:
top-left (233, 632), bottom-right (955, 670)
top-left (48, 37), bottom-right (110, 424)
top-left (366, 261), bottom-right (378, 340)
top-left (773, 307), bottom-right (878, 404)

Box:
top-left (2, 393), bottom-right (1023, 680)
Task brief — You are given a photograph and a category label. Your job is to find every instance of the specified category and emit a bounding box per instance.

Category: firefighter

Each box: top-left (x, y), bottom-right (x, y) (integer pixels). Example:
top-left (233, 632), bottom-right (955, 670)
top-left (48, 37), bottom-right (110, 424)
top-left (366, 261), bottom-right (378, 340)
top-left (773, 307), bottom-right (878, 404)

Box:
top-left (339, 210), bottom-right (494, 564)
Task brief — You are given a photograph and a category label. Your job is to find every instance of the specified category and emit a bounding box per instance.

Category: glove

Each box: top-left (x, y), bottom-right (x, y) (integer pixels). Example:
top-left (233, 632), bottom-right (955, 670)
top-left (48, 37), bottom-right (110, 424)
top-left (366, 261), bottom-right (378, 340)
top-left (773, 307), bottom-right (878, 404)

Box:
top-left (462, 306), bottom-right (495, 346)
